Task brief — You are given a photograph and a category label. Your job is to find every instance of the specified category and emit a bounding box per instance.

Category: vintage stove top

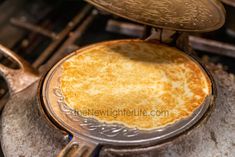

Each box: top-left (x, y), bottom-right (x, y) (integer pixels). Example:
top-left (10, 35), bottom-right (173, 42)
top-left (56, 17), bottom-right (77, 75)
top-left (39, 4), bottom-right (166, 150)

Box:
top-left (0, 0), bottom-right (234, 157)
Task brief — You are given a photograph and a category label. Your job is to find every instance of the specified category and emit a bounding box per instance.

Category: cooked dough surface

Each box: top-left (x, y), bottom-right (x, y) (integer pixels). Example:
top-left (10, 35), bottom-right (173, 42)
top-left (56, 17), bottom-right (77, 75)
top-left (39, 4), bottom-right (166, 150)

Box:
top-left (60, 40), bottom-right (211, 130)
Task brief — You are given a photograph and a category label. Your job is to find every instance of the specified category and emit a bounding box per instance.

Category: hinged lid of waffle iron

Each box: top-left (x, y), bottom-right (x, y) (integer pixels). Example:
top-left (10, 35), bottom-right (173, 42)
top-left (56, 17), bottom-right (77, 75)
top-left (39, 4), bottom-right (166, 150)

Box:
top-left (86, 0), bottom-right (225, 32)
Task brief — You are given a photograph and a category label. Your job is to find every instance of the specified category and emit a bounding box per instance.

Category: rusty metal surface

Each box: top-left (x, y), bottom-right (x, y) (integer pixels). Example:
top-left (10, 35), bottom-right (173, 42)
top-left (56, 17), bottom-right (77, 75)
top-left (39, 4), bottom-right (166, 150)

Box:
top-left (189, 36), bottom-right (235, 58)
top-left (0, 82), bottom-right (68, 157)
top-left (10, 18), bottom-right (57, 39)
top-left (86, 0), bottom-right (225, 32)
top-left (32, 5), bottom-right (93, 68)
top-left (0, 61), bottom-right (234, 157)
top-left (39, 10), bottom-right (98, 73)
top-left (0, 45), bottom-right (39, 95)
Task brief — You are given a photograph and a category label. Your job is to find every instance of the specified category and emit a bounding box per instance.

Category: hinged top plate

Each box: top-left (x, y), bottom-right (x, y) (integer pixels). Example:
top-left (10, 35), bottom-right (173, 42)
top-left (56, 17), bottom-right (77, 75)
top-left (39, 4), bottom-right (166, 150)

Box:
top-left (86, 0), bottom-right (225, 32)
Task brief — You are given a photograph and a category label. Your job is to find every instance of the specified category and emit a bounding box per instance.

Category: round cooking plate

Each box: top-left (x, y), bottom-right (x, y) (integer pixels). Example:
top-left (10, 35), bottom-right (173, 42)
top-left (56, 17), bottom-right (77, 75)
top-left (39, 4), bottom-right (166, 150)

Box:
top-left (86, 0), bottom-right (225, 32)
top-left (41, 40), bottom-right (215, 147)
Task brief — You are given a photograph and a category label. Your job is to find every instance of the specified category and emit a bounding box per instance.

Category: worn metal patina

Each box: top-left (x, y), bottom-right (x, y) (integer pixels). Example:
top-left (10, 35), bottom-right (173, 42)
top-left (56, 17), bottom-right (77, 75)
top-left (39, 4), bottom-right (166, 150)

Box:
top-left (86, 0), bottom-right (225, 32)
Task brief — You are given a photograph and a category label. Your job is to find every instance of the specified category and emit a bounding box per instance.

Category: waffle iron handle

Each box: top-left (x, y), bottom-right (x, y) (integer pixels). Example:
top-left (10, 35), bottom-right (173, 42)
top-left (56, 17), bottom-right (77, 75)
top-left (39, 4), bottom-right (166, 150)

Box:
top-left (57, 136), bottom-right (98, 157)
top-left (0, 44), bottom-right (39, 94)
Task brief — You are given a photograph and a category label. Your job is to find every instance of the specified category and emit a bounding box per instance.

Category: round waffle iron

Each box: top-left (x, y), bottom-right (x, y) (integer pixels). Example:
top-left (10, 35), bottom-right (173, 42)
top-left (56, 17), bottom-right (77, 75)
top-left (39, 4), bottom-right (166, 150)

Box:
top-left (38, 0), bottom-right (225, 156)
top-left (40, 39), bottom-right (216, 157)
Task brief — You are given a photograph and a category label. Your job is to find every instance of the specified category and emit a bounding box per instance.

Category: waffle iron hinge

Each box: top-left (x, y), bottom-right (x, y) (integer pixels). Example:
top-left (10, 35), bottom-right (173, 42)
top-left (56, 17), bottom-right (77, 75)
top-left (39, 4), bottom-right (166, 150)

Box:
top-left (146, 28), bottom-right (194, 54)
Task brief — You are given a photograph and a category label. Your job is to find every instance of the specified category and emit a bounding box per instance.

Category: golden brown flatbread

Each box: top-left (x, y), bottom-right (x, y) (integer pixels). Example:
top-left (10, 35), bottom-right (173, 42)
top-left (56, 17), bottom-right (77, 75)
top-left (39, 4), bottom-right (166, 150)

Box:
top-left (60, 40), bottom-right (211, 130)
